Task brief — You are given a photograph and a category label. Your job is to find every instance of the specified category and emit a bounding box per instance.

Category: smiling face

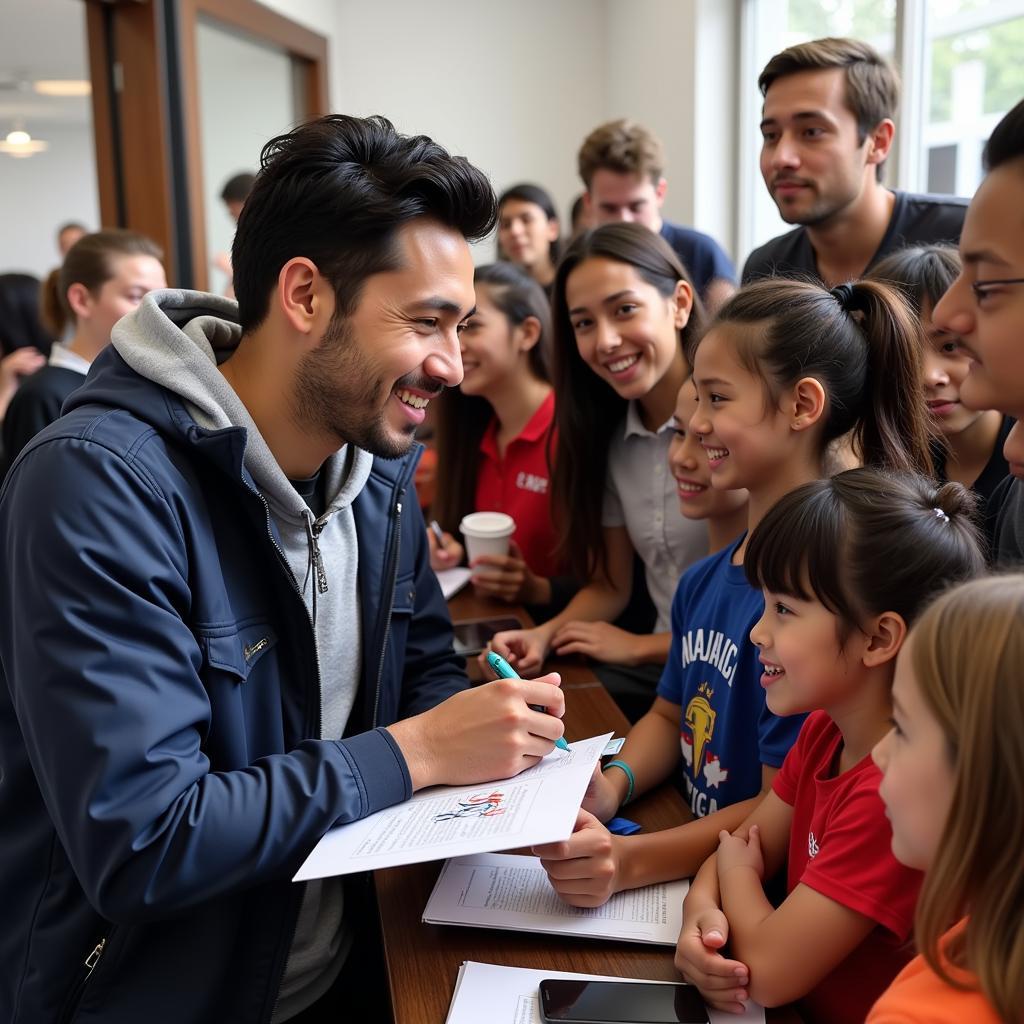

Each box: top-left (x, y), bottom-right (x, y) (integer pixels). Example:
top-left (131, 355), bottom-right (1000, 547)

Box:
top-left (458, 284), bottom-right (528, 398)
top-left (920, 299), bottom-right (985, 438)
top-left (750, 589), bottom-right (865, 717)
top-left (566, 256), bottom-right (689, 405)
top-left (873, 635), bottom-right (955, 870)
top-left (668, 382), bottom-right (749, 521)
top-left (759, 68), bottom-right (880, 226)
top-left (293, 218), bottom-right (474, 459)
top-left (688, 326), bottom-right (794, 492)
top-left (932, 162), bottom-right (1024, 421)
top-left (498, 199), bottom-right (558, 273)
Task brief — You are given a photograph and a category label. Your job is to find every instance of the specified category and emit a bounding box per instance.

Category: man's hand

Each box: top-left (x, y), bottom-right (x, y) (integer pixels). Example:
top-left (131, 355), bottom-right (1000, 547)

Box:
top-left (674, 907), bottom-right (750, 1014)
top-left (386, 674), bottom-right (564, 790)
top-left (550, 620), bottom-right (643, 666)
top-left (533, 808), bottom-right (623, 907)
top-left (716, 825), bottom-right (765, 883)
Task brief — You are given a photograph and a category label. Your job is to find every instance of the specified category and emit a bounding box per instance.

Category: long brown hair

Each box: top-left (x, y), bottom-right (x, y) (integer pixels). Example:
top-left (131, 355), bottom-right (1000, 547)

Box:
top-left (550, 223), bottom-right (704, 580)
top-left (908, 575), bottom-right (1024, 1020)
top-left (431, 261), bottom-right (552, 534)
top-left (41, 229), bottom-right (163, 336)
top-left (698, 277), bottom-right (934, 475)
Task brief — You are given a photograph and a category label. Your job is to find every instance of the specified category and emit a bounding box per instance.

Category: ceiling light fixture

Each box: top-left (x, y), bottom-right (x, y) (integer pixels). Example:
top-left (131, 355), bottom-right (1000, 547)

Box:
top-left (0, 128), bottom-right (49, 158)
top-left (34, 79), bottom-right (92, 97)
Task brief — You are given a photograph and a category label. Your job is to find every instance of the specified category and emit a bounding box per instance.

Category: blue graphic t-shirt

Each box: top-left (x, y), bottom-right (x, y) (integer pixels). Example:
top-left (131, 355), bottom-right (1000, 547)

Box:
top-left (657, 537), bottom-right (805, 817)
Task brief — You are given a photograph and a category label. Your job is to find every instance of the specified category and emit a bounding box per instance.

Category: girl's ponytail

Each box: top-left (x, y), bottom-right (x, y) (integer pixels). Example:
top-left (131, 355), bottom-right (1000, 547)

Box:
top-left (840, 279), bottom-right (933, 475)
top-left (39, 268), bottom-right (67, 338)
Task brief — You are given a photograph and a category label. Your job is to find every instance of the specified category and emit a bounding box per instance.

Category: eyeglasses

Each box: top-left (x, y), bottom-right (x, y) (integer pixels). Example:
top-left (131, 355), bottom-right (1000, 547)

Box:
top-left (971, 277), bottom-right (1024, 300)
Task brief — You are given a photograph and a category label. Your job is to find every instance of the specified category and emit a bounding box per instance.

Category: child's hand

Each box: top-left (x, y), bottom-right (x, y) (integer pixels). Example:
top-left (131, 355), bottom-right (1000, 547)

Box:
top-left (427, 526), bottom-right (463, 572)
top-left (716, 825), bottom-right (765, 881)
top-left (674, 907), bottom-right (750, 1013)
top-left (550, 620), bottom-right (642, 666)
top-left (581, 764), bottom-right (622, 822)
top-left (532, 808), bottom-right (623, 907)
top-left (485, 625), bottom-right (551, 677)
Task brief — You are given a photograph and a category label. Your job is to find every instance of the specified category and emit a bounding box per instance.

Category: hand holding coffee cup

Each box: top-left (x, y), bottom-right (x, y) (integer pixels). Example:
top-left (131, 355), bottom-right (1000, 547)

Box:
top-left (459, 511), bottom-right (516, 564)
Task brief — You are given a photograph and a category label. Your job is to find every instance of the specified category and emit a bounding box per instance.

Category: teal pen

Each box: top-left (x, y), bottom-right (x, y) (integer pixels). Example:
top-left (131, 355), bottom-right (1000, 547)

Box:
top-left (485, 650), bottom-right (570, 751)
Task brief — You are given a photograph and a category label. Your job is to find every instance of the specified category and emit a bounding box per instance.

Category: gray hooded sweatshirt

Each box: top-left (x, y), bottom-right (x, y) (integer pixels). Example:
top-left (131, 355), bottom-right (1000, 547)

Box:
top-left (113, 289), bottom-right (371, 1020)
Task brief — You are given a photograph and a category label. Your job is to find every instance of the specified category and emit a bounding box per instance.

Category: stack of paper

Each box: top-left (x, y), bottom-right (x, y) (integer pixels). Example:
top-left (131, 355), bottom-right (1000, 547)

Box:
top-left (293, 733), bottom-right (612, 880)
top-left (424, 853), bottom-right (689, 945)
top-left (444, 962), bottom-right (766, 1024)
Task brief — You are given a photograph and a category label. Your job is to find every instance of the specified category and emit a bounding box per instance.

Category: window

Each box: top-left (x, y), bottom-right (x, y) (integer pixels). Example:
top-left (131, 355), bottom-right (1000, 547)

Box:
top-left (739, 0), bottom-right (1024, 259)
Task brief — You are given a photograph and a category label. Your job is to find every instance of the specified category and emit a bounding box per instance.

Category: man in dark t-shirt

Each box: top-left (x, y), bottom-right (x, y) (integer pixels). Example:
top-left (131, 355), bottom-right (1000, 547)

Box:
top-left (741, 37), bottom-right (967, 287)
top-left (578, 119), bottom-right (736, 312)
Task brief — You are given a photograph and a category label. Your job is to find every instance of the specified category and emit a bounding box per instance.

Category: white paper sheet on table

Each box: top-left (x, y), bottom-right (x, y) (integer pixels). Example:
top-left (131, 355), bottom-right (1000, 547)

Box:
top-left (293, 733), bottom-right (612, 881)
top-left (436, 566), bottom-right (472, 599)
top-left (444, 961), bottom-right (766, 1024)
top-left (424, 853), bottom-right (689, 946)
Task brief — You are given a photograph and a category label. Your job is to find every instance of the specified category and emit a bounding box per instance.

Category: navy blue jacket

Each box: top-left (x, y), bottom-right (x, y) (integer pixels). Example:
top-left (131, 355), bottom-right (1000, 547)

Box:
top-left (0, 347), bottom-right (468, 1022)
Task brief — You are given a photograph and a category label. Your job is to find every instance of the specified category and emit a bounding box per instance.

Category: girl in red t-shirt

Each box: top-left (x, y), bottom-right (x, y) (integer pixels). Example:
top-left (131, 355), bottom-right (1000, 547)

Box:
top-left (675, 468), bottom-right (984, 1024)
top-left (430, 261), bottom-right (567, 609)
top-left (869, 575), bottom-right (1024, 1024)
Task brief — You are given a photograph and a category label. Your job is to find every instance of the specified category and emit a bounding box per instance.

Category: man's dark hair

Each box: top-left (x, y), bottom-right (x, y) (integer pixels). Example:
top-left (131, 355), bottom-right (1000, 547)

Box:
top-left (219, 172), bottom-right (256, 204)
top-left (232, 115), bottom-right (497, 332)
top-left (759, 37), bottom-right (899, 181)
top-left (984, 98), bottom-right (1024, 171)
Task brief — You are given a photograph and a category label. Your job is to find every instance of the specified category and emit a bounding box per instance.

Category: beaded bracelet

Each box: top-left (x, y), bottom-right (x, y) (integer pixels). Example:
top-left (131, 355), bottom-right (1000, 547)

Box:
top-left (603, 758), bottom-right (635, 805)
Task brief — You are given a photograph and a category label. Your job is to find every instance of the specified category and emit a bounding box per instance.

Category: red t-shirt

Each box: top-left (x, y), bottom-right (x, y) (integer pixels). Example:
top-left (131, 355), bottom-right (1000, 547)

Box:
top-left (474, 391), bottom-right (562, 579)
top-left (772, 711), bottom-right (924, 1024)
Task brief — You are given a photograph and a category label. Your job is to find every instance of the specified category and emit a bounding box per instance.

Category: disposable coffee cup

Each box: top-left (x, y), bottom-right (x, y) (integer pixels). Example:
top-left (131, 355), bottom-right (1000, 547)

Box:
top-left (460, 511), bottom-right (515, 564)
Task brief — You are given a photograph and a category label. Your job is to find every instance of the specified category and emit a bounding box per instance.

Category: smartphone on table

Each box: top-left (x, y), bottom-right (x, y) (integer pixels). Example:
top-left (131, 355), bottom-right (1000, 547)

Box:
top-left (538, 978), bottom-right (710, 1024)
top-left (451, 615), bottom-right (522, 658)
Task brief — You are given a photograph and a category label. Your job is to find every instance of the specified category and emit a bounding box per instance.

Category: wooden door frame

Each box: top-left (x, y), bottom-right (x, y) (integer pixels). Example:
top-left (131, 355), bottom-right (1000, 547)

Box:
top-left (84, 0), bottom-right (329, 289)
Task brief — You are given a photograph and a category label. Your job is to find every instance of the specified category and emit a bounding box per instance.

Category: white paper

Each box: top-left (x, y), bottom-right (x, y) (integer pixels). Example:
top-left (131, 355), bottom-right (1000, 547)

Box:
top-left (294, 733), bottom-right (613, 880)
top-left (437, 566), bottom-right (472, 599)
top-left (444, 961), bottom-right (765, 1024)
top-left (424, 853), bottom-right (688, 945)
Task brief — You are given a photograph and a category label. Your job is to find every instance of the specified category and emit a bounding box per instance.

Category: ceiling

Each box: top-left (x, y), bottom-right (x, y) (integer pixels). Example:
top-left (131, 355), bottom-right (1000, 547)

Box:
top-left (0, 0), bottom-right (91, 130)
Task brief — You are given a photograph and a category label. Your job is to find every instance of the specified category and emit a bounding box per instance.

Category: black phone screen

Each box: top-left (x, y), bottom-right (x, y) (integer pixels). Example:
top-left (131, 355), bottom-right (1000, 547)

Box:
top-left (538, 979), bottom-right (710, 1024)
top-left (451, 616), bottom-right (523, 657)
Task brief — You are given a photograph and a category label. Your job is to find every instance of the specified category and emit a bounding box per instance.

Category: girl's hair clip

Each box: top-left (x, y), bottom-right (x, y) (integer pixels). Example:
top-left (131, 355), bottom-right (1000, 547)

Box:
top-left (933, 507), bottom-right (950, 524)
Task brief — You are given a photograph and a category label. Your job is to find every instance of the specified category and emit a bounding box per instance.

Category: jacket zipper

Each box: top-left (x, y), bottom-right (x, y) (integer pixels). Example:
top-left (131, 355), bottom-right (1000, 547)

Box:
top-left (372, 496), bottom-right (403, 728)
top-left (58, 937), bottom-right (107, 1023)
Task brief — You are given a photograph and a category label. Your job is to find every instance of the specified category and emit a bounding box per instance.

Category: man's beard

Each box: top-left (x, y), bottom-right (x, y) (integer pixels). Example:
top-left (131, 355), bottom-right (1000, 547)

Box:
top-left (291, 313), bottom-right (437, 460)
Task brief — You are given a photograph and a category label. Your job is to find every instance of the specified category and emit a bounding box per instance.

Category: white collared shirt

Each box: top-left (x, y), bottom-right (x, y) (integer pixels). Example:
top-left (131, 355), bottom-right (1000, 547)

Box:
top-left (47, 342), bottom-right (91, 376)
top-left (601, 401), bottom-right (708, 632)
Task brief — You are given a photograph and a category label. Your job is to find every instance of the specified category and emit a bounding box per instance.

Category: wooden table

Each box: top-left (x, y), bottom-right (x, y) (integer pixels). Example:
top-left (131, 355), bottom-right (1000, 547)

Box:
top-left (374, 589), bottom-right (799, 1023)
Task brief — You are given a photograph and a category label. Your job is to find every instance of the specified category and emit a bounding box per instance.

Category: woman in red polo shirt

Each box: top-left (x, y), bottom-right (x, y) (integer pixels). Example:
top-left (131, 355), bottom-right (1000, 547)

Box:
top-left (430, 262), bottom-right (573, 612)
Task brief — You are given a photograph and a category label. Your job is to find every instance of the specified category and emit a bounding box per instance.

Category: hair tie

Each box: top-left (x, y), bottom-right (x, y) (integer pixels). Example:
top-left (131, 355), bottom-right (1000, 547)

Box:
top-left (829, 282), bottom-right (857, 312)
top-left (933, 507), bottom-right (950, 524)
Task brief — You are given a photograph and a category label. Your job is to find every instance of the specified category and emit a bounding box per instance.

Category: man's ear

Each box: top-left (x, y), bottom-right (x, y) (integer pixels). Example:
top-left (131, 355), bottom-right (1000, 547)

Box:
top-left (789, 376), bottom-right (827, 432)
top-left (66, 282), bottom-right (92, 320)
top-left (277, 257), bottom-right (328, 338)
top-left (654, 177), bottom-right (668, 207)
top-left (862, 611), bottom-right (907, 669)
top-left (866, 119), bottom-right (895, 170)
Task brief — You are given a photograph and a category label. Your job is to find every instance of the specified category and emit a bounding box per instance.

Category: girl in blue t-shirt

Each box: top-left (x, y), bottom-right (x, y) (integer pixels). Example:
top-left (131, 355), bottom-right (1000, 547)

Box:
top-left (535, 277), bottom-right (935, 907)
top-left (675, 469), bottom-right (983, 1021)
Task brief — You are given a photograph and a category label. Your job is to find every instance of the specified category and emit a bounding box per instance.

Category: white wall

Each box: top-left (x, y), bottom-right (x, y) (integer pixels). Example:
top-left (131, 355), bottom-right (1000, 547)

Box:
top-left (252, 0), bottom-right (742, 259)
top-left (0, 122), bottom-right (100, 278)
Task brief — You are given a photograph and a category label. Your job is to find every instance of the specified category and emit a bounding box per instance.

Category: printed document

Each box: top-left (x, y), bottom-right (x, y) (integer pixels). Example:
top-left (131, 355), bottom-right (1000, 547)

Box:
top-left (424, 853), bottom-right (688, 945)
top-left (294, 733), bottom-right (612, 880)
top-left (444, 962), bottom-right (766, 1024)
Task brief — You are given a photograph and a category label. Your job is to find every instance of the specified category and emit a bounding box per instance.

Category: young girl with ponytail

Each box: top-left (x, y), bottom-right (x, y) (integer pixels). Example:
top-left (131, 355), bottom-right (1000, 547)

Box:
top-left (536, 277), bottom-right (935, 913)
top-left (2, 230), bottom-right (164, 472)
top-left (675, 468), bottom-right (983, 1023)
